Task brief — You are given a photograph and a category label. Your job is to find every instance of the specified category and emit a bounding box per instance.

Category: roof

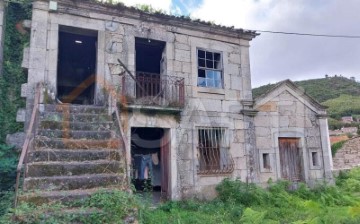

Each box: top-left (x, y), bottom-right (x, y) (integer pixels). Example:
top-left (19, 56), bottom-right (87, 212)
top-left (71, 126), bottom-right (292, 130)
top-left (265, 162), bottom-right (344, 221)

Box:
top-left (38, 0), bottom-right (259, 41)
top-left (254, 79), bottom-right (327, 113)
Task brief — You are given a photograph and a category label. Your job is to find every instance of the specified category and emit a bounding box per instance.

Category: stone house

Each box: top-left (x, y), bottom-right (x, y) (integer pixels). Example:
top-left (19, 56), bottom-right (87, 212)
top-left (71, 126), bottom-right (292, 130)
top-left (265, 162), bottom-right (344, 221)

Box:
top-left (17, 0), bottom-right (333, 202)
top-left (341, 116), bottom-right (354, 123)
top-left (254, 80), bottom-right (333, 186)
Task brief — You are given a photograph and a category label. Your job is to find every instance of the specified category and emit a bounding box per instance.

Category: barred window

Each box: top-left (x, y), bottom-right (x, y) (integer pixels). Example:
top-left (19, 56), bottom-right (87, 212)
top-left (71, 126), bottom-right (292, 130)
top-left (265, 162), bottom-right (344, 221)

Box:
top-left (197, 127), bottom-right (234, 174)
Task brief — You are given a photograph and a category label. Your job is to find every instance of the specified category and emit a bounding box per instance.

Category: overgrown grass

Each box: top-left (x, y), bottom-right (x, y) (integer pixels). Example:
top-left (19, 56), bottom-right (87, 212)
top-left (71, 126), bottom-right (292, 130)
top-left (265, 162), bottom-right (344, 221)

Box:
top-left (2, 168), bottom-right (360, 223)
top-left (331, 140), bottom-right (347, 156)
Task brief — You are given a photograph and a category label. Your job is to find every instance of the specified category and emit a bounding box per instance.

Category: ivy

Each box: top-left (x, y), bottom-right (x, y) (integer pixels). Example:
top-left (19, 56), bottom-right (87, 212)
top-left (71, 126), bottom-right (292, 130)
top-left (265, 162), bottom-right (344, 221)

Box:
top-left (0, 0), bottom-right (31, 143)
top-left (0, 2), bottom-right (32, 211)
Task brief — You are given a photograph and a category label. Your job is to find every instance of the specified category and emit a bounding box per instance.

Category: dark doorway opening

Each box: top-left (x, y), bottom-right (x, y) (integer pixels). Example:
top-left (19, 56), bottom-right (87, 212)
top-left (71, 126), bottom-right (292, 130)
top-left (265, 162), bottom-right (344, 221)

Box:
top-left (131, 127), bottom-right (170, 202)
top-left (135, 38), bottom-right (166, 98)
top-left (57, 26), bottom-right (97, 104)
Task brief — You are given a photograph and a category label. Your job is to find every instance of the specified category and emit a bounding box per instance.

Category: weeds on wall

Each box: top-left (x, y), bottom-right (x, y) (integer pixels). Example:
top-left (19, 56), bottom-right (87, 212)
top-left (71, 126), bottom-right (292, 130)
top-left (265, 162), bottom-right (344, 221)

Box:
top-left (0, 0), bottom-right (32, 143)
top-left (0, 1), bottom-right (32, 216)
top-left (331, 140), bottom-right (347, 156)
top-left (2, 167), bottom-right (360, 223)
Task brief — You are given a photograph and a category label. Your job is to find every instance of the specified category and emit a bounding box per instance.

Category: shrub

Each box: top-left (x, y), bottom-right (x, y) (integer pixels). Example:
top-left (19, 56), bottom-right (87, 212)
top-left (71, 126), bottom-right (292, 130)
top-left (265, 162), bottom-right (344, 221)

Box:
top-left (331, 140), bottom-right (346, 156)
top-left (216, 178), bottom-right (267, 206)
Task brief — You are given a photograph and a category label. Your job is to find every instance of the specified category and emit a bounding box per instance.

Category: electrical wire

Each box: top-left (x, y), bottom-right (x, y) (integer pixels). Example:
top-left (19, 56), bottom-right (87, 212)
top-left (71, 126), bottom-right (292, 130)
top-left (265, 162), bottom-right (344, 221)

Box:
top-left (253, 29), bottom-right (360, 39)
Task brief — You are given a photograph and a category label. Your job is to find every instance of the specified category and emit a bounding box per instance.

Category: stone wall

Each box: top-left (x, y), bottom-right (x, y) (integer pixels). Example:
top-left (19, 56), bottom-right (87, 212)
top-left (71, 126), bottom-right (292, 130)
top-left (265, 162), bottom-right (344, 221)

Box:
top-left (254, 87), bottom-right (331, 185)
top-left (333, 137), bottom-right (360, 170)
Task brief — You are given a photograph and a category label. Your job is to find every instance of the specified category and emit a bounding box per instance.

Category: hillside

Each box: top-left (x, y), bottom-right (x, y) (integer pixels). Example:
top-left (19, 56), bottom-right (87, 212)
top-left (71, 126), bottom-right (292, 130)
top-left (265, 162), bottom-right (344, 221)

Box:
top-left (253, 76), bottom-right (360, 121)
top-left (253, 76), bottom-right (360, 103)
top-left (322, 94), bottom-right (360, 119)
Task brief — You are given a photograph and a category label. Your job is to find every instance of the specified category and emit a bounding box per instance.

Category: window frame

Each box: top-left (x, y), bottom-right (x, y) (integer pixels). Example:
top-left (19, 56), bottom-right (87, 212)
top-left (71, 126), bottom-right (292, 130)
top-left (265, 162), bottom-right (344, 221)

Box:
top-left (196, 127), bottom-right (234, 175)
top-left (196, 48), bottom-right (224, 89)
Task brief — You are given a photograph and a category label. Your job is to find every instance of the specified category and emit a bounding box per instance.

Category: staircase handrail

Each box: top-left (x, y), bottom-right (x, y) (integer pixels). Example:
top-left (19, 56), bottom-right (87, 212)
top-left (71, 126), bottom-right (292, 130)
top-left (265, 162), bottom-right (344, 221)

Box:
top-left (106, 78), bottom-right (130, 186)
top-left (14, 82), bottom-right (42, 207)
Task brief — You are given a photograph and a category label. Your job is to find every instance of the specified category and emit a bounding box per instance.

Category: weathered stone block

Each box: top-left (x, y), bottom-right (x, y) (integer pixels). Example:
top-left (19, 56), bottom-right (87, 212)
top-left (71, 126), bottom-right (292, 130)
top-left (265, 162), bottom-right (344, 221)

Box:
top-left (16, 109), bottom-right (26, 122)
top-left (256, 137), bottom-right (271, 149)
top-left (6, 132), bottom-right (25, 150)
top-left (279, 116), bottom-right (289, 127)
top-left (175, 33), bottom-right (188, 44)
top-left (21, 47), bottom-right (30, 69)
top-left (175, 42), bottom-right (190, 51)
top-left (233, 130), bottom-right (245, 143)
top-left (182, 62), bottom-right (192, 73)
top-left (175, 49), bottom-right (191, 62)
top-left (255, 127), bottom-right (271, 137)
top-left (229, 53), bottom-right (240, 64)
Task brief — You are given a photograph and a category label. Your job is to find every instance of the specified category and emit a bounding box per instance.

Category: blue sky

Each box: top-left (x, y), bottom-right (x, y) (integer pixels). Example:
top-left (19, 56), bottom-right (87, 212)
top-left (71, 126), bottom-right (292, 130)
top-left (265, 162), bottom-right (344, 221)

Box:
top-left (170, 0), bottom-right (202, 15)
top-left (119, 0), bottom-right (360, 87)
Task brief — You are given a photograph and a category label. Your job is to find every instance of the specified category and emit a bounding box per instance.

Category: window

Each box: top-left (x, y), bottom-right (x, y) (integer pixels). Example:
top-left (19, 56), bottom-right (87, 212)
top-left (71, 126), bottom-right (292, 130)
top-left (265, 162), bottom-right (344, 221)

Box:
top-left (311, 151), bottom-right (321, 168)
top-left (197, 49), bottom-right (223, 88)
top-left (263, 153), bottom-right (271, 169)
top-left (197, 127), bottom-right (234, 174)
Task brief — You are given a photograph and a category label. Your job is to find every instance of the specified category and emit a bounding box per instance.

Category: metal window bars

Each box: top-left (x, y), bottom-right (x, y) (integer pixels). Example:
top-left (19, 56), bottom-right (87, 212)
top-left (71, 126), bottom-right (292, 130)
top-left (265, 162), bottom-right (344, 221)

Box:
top-left (197, 127), bottom-right (234, 175)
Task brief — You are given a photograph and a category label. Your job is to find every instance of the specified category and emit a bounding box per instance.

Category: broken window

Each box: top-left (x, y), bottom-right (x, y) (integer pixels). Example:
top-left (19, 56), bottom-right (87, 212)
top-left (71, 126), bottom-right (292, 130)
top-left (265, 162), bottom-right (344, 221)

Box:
top-left (197, 127), bottom-right (234, 174)
top-left (197, 49), bottom-right (223, 88)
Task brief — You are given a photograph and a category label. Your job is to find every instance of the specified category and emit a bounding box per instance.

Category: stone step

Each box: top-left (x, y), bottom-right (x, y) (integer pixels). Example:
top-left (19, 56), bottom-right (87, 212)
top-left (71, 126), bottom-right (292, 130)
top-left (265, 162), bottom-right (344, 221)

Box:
top-left (42, 104), bottom-right (107, 114)
top-left (19, 188), bottom-right (121, 205)
top-left (28, 149), bottom-right (121, 162)
top-left (27, 160), bottom-right (123, 177)
top-left (37, 129), bottom-right (113, 139)
top-left (39, 120), bottom-right (113, 131)
top-left (40, 112), bottom-right (112, 123)
top-left (24, 174), bottom-right (125, 191)
top-left (34, 138), bottom-right (121, 149)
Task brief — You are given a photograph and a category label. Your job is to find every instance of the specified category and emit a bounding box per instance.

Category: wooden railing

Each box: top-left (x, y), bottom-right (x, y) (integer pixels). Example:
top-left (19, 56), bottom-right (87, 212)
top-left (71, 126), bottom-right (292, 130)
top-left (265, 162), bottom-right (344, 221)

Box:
top-left (14, 82), bottom-right (42, 207)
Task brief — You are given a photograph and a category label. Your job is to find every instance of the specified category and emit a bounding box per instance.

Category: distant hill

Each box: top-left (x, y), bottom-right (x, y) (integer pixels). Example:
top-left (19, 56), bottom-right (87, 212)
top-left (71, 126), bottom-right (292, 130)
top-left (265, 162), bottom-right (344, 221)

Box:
top-left (253, 76), bottom-right (360, 103)
top-left (252, 76), bottom-right (360, 121)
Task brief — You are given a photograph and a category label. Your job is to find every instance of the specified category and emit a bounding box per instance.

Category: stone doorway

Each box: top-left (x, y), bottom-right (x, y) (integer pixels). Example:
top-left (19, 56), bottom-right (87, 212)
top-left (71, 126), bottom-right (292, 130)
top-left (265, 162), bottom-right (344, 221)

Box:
top-left (130, 127), bottom-right (171, 202)
top-left (57, 26), bottom-right (97, 104)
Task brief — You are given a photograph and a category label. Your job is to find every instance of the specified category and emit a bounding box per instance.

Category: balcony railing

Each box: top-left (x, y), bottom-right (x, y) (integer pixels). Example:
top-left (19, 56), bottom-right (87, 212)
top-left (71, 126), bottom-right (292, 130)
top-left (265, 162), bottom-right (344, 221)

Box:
top-left (122, 72), bottom-right (185, 108)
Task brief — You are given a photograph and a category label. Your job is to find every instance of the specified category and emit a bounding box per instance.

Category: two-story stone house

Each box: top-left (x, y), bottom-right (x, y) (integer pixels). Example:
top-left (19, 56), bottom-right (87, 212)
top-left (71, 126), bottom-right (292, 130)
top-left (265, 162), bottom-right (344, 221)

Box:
top-left (17, 0), bottom-right (332, 203)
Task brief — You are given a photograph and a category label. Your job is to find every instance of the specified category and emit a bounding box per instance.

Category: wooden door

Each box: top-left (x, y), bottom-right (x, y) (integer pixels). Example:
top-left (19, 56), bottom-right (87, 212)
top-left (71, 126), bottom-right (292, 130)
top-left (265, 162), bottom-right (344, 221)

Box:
top-left (160, 129), bottom-right (170, 199)
top-left (279, 138), bottom-right (304, 181)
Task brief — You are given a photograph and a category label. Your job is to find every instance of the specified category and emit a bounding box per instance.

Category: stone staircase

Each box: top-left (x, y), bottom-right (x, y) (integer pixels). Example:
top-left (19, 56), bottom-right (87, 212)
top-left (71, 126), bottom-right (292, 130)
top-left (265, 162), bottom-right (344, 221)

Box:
top-left (19, 104), bottom-right (126, 205)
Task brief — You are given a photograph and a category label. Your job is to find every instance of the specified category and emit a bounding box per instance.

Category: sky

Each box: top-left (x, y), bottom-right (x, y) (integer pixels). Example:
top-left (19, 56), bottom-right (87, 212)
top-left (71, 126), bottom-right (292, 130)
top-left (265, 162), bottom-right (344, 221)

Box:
top-left (119, 0), bottom-right (360, 87)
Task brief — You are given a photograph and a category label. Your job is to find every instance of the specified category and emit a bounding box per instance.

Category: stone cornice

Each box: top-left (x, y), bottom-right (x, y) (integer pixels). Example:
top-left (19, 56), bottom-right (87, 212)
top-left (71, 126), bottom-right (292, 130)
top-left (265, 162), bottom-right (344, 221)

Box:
top-left (36, 0), bottom-right (259, 41)
top-left (241, 109), bottom-right (258, 117)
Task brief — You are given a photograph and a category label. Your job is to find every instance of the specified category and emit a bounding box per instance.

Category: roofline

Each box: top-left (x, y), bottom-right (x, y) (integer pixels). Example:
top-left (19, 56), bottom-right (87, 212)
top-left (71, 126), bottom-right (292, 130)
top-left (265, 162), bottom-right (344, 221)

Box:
top-left (34, 0), bottom-right (259, 41)
top-left (254, 79), bottom-right (328, 111)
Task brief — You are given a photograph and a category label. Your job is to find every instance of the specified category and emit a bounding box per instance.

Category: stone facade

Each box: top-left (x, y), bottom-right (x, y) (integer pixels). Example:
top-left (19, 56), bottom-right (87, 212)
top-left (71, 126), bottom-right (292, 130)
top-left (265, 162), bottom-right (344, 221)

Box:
top-left (254, 80), bottom-right (333, 186)
top-left (333, 137), bottom-right (360, 170)
top-left (20, 0), bottom-right (333, 200)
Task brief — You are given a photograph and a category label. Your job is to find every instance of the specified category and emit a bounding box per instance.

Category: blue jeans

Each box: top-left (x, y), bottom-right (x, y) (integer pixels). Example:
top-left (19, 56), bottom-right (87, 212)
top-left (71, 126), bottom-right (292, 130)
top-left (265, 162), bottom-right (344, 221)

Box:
top-left (134, 155), bottom-right (153, 180)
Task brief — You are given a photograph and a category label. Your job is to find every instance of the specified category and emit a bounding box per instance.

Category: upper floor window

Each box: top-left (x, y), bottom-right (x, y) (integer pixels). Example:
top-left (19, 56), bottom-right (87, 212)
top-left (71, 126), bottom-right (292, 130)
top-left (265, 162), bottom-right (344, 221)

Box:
top-left (197, 49), bottom-right (223, 88)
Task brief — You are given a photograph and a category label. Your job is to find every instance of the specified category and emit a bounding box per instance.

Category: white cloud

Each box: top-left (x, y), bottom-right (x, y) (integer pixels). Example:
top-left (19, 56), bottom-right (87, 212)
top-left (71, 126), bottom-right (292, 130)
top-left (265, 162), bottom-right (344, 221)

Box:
top-left (189, 0), bottom-right (360, 86)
